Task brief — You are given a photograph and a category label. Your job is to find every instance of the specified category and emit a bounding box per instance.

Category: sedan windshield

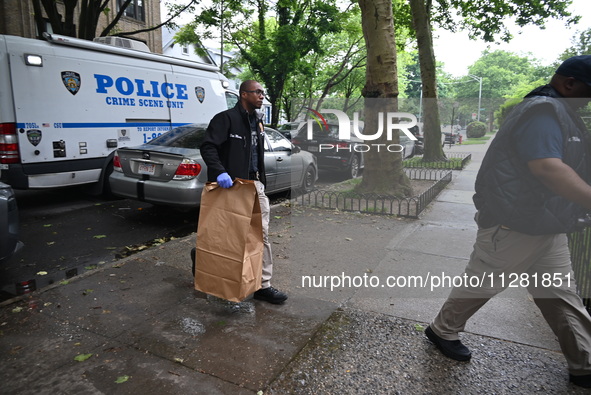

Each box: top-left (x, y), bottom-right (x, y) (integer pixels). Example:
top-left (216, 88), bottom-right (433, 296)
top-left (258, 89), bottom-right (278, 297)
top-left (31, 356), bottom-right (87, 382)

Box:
top-left (148, 125), bottom-right (207, 148)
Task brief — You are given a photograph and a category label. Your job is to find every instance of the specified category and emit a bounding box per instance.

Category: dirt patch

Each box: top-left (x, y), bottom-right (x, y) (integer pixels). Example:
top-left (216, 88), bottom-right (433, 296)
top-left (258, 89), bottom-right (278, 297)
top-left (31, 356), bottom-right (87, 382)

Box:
top-left (318, 178), bottom-right (436, 198)
top-left (291, 173), bottom-right (451, 218)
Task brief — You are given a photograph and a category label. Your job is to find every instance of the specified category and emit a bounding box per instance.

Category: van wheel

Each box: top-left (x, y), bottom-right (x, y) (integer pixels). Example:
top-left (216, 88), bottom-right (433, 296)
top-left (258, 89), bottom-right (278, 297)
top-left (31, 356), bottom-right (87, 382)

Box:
top-left (301, 165), bottom-right (316, 193)
top-left (191, 247), bottom-right (196, 276)
top-left (101, 161), bottom-right (116, 198)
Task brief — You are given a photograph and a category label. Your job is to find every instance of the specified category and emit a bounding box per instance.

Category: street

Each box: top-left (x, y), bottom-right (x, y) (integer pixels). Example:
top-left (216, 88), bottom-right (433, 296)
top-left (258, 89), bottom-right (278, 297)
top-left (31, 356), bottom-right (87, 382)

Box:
top-left (0, 184), bottom-right (297, 303)
top-left (0, 187), bottom-right (200, 301)
top-left (0, 171), bottom-right (343, 302)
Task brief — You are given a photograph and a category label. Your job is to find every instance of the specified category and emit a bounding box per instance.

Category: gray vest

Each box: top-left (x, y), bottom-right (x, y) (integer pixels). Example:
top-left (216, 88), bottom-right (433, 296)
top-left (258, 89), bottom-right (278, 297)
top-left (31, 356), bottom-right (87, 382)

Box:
top-left (474, 86), bottom-right (590, 235)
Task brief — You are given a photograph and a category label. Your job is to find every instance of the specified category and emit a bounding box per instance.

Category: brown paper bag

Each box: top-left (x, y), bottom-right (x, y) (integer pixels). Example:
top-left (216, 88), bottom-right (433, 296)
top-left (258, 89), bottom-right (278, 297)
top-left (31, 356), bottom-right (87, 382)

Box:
top-left (194, 178), bottom-right (263, 302)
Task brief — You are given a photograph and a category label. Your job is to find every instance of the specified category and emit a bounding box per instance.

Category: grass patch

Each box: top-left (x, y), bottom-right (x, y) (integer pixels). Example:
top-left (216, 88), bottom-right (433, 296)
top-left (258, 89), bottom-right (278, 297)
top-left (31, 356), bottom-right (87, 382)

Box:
top-left (462, 132), bottom-right (495, 145)
top-left (338, 178), bottom-right (362, 197)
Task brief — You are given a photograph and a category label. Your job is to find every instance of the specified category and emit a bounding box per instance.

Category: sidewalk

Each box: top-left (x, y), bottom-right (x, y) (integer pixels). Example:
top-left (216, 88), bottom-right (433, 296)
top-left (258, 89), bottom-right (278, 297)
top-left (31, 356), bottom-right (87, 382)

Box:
top-left (1, 140), bottom-right (588, 394)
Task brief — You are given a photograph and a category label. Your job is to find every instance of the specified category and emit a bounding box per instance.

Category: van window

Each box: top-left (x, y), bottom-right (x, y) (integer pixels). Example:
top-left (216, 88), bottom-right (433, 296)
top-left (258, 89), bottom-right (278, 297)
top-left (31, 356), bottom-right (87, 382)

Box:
top-left (225, 92), bottom-right (239, 109)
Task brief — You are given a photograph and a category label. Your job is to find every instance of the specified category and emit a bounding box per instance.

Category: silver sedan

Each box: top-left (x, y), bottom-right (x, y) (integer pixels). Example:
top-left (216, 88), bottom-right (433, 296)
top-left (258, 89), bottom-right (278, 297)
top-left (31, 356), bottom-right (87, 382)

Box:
top-left (109, 124), bottom-right (318, 209)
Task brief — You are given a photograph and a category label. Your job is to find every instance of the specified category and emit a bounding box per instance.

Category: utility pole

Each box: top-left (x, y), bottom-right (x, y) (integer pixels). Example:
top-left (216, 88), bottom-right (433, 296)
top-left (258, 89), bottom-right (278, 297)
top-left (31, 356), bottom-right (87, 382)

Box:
top-left (468, 74), bottom-right (482, 122)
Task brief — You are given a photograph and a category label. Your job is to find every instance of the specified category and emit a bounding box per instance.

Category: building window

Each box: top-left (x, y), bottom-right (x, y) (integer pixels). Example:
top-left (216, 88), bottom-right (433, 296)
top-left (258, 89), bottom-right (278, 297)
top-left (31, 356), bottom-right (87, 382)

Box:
top-left (117, 0), bottom-right (145, 22)
top-left (181, 46), bottom-right (189, 55)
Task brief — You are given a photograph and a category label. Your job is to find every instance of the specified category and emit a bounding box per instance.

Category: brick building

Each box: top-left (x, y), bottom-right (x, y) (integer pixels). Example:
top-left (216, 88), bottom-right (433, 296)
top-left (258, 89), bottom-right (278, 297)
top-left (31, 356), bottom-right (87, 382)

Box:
top-left (0, 0), bottom-right (162, 53)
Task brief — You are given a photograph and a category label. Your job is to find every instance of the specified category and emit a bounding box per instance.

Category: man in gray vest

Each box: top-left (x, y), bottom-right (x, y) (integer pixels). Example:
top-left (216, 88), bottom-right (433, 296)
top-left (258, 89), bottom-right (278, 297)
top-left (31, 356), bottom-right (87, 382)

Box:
top-left (426, 55), bottom-right (591, 388)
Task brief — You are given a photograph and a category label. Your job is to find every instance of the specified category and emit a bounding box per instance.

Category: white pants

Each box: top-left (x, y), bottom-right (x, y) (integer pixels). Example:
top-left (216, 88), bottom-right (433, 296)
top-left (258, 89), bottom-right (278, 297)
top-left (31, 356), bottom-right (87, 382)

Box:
top-left (255, 181), bottom-right (273, 288)
top-left (431, 225), bottom-right (591, 375)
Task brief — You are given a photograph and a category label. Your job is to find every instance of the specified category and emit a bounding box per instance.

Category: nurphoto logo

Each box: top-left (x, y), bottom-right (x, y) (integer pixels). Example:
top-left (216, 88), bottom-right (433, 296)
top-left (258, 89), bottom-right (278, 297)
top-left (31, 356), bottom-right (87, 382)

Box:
top-left (305, 108), bottom-right (417, 153)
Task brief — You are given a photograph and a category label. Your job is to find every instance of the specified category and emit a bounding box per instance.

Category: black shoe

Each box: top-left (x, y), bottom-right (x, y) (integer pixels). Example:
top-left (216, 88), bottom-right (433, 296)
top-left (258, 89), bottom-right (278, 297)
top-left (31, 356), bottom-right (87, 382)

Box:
top-left (570, 374), bottom-right (591, 388)
top-left (425, 325), bottom-right (471, 361)
top-left (254, 287), bottom-right (288, 304)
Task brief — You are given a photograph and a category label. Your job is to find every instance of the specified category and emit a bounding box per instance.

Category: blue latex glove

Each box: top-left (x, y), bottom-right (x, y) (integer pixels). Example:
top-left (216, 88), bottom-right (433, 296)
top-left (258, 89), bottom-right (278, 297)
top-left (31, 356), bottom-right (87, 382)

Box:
top-left (217, 172), bottom-right (233, 188)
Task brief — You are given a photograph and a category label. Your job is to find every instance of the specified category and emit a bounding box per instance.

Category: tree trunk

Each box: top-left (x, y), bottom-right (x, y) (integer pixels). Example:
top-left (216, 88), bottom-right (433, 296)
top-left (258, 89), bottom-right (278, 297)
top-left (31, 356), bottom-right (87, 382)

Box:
top-left (357, 0), bottom-right (411, 197)
top-left (409, 0), bottom-right (446, 162)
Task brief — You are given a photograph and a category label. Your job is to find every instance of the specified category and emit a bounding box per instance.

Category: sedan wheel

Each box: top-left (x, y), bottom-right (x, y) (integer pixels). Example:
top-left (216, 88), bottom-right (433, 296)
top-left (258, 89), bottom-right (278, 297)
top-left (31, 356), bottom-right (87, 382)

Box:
top-left (349, 155), bottom-right (361, 179)
top-left (301, 165), bottom-right (316, 193)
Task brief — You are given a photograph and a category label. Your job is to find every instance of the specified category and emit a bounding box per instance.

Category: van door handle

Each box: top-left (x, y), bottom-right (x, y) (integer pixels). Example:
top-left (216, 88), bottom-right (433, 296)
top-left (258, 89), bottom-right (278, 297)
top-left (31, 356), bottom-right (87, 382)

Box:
top-left (276, 157), bottom-right (283, 162)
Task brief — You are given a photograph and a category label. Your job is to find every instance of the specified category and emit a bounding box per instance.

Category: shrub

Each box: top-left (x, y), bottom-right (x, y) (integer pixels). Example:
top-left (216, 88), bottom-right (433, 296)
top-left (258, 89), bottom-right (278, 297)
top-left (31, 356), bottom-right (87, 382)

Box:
top-left (495, 98), bottom-right (521, 128)
top-left (466, 121), bottom-right (487, 138)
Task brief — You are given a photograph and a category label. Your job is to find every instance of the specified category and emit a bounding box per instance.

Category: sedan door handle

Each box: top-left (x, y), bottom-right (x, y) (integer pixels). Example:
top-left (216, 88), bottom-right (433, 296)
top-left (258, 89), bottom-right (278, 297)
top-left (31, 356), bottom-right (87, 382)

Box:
top-left (276, 157), bottom-right (283, 162)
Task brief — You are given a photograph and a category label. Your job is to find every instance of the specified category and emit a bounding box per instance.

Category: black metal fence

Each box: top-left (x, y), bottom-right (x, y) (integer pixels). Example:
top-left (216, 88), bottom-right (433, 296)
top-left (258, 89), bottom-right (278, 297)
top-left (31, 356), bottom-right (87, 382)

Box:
top-left (568, 229), bottom-right (591, 312)
top-left (291, 169), bottom-right (452, 218)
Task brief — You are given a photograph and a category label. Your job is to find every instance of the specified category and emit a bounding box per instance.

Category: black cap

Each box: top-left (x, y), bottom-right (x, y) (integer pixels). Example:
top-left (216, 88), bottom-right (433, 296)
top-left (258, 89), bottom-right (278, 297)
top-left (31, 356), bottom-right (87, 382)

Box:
top-left (556, 55), bottom-right (591, 86)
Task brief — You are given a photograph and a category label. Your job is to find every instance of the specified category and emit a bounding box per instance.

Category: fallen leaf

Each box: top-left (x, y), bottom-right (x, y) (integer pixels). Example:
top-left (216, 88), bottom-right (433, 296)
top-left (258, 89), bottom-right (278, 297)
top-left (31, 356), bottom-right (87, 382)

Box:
top-left (43, 224), bottom-right (52, 228)
top-left (174, 357), bottom-right (184, 363)
top-left (93, 235), bottom-right (107, 239)
top-left (74, 353), bottom-right (93, 362)
top-left (37, 271), bottom-right (48, 276)
top-left (415, 324), bottom-right (425, 331)
top-left (12, 307), bottom-right (23, 313)
top-left (47, 242), bottom-right (55, 246)
top-left (115, 375), bottom-right (130, 384)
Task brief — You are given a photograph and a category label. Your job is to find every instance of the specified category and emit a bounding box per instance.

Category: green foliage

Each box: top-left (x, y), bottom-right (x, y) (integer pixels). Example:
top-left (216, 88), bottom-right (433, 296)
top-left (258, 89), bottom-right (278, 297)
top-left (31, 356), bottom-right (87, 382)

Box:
top-left (433, 0), bottom-right (578, 43)
top-left (495, 98), bottom-right (522, 128)
top-left (559, 28), bottom-right (591, 62)
top-left (466, 121), bottom-right (487, 138)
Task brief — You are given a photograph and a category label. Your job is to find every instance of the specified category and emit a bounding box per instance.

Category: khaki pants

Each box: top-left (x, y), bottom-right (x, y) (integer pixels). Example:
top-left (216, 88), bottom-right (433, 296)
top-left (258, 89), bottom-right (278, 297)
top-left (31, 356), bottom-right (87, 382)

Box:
top-left (255, 181), bottom-right (273, 288)
top-left (431, 225), bottom-right (591, 375)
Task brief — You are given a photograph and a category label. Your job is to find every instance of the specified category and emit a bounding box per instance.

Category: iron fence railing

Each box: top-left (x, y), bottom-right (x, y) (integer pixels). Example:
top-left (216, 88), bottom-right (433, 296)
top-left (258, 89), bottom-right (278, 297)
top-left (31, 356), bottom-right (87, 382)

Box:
top-left (291, 169), bottom-right (452, 218)
top-left (568, 229), bottom-right (591, 313)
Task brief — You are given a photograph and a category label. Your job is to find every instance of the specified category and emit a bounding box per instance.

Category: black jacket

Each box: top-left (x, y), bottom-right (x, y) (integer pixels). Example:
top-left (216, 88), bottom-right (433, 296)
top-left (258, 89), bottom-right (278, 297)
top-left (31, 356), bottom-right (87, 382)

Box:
top-left (474, 85), bottom-right (590, 234)
top-left (200, 102), bottom-right (267, 186)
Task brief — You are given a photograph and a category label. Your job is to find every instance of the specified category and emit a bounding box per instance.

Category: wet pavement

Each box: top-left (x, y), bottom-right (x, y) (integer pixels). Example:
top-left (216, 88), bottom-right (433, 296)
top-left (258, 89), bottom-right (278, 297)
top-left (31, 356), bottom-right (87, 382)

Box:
top-left (1, 140), bottom-right (590, 394)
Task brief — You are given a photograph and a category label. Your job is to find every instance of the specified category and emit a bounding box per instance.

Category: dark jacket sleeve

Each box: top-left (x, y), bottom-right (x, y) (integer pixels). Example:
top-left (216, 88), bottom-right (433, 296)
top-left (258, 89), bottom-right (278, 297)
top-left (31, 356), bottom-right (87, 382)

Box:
top-left (200, 111), bottom-right (230, 180)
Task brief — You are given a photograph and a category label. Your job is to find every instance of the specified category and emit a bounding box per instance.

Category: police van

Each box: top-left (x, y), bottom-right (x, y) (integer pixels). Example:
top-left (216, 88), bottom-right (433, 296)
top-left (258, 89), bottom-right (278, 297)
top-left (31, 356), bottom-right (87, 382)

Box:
top-left (0, 33), bottom-right (234, 193)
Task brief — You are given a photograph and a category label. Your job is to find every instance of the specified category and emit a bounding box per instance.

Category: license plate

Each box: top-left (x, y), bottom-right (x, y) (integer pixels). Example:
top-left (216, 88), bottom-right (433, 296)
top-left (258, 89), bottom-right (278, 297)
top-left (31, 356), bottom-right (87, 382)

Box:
top-left (138, 163), bottom-right (156, 175)
top-left (308, 146), bottom-right (319, 152)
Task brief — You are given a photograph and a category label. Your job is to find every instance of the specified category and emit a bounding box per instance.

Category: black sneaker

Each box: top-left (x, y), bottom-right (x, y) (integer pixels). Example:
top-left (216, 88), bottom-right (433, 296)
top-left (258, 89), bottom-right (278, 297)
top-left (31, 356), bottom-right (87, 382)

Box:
top-left (254, 287), bottom-right (288, 304)
top-left (425, 325), bottom-right (471, 361)
top-left (570, 374), bottom-right (591, 388)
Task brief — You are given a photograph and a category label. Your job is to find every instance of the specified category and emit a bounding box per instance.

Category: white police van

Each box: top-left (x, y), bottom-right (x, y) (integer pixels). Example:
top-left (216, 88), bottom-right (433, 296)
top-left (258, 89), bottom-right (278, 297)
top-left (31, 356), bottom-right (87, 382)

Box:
top-left (0, 33), bottom-right (234, 193)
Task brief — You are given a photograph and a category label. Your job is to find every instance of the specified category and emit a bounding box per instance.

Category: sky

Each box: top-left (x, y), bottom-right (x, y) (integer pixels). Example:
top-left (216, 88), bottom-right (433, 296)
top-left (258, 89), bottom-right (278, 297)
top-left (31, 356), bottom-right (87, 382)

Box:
top-left (433, 0), bottom-right (591, 77)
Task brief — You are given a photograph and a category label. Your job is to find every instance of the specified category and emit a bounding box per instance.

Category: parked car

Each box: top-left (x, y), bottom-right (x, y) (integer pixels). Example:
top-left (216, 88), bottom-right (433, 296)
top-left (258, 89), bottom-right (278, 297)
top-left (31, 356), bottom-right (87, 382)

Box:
top-left (409, 125), bottom-right (424, 155)
top-left (443, 131), bottom-right (460, 145)
top-left (291, 122), bottom-right (365, 179)
top-left (109, 124), bottom-right (318, 209)
top-left (399, 130), bottom-right (417, 159)
top-left (0, 181), bottom-right (23, 263)
top-left (277, 122), bottom-right (303, 139)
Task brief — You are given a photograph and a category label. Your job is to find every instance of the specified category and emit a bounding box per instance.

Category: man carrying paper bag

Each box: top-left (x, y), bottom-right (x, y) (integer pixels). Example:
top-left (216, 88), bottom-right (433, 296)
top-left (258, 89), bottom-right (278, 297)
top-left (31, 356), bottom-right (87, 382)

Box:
top-left (197, 80), bottom-right (288, 304)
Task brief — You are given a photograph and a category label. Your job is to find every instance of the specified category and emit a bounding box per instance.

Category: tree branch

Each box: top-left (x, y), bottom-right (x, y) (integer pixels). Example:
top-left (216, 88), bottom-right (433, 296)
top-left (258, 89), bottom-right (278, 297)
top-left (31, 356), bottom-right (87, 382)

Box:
top-left (113, 0), bottom-right (200, 38)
